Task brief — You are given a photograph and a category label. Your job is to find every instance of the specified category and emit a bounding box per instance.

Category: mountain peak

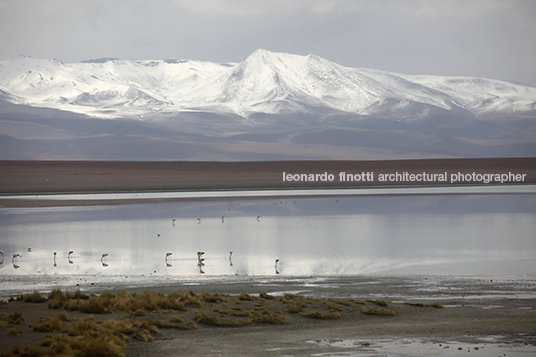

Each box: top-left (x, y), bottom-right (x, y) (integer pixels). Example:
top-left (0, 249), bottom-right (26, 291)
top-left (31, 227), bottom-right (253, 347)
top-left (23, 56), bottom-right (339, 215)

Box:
top-left (80, 57), bottom-right (121, 64)
top-left (0, 50), bottom-right (535, 119)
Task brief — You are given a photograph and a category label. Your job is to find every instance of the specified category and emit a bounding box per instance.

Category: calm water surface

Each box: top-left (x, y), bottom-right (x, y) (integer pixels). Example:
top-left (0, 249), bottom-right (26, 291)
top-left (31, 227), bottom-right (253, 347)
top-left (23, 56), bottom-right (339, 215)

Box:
top-left (1, 189), bottom-right (535, 277)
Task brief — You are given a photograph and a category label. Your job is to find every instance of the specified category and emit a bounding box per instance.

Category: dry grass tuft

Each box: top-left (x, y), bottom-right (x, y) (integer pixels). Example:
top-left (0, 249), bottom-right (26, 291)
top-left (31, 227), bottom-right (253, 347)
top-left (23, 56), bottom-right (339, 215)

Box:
top-left (249, 309), bottom-right (287, 324)
top-left (299, 311), bottom-right (341, 319)
top-left (8, 312), bottom-right (23, 325)
top-left (11, 344), bottom-right (49, 357)
top-left (360, 306), bottom-right (398, 316)
top-left (259, 291), bottom-right (275, 300)
top-left (8, 327), bottom-right (23, 336)
top-left (286, 304), bottom-right (303, 313)
top-left (194, 311), bottom-right (252, 327)
top-left (238, 292), bottom-right (255, 301)
top-left (366, 299), bottom-right (389, 307)
top-left (31, 316), bottom-right (64, 332)
top-left (151, 320), bottom-right (197, 330)
top-left (23, 291), bottom-right (48, 304)
top-left (201, 291), bottom-right (224, 303)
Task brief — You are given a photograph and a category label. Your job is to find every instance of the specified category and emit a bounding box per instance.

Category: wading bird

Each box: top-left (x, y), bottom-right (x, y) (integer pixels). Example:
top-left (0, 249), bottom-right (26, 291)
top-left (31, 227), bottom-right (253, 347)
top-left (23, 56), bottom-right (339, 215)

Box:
top-left (256, 215), bottom-right (261, 222)
top-left (68, 251), bottom-right (74, 264)
top-left (221, 215), bottom-right (225, 223)
top-left (197, 218), bottom-right (201, 224)
top-left (229, 251), bottom-right (233, 266)
top-left (197, 251), bottom-right (205, 274)
top-left (275, 259), bottom-right (280, 275)
top-left (0, 250), bottom-right (3, 265)
top-left (172, 219), bottom-right (176, 226)
top-left (53, 252), bottom-right (57, 267)
top-left (197, 251), bottom-right (205, 266)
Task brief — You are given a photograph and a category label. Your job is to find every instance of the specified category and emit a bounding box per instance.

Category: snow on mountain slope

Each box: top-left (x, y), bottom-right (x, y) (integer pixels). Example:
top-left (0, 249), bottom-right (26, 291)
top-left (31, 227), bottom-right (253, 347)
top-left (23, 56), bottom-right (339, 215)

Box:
top-left (0, 50), bottom-right (535, 119)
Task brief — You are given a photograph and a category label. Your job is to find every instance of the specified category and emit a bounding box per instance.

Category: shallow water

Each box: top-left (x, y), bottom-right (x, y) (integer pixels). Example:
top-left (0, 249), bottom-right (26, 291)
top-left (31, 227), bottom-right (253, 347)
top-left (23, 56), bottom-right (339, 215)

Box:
top-left (307, 338), bottom-right (536, 357)
top-left (0, 188), bottom-right (535, 278)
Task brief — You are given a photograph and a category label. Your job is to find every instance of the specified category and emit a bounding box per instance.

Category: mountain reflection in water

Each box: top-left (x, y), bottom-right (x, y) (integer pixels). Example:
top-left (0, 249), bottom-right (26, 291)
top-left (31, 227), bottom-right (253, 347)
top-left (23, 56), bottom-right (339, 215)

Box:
top-left (0, 190), bottom-right (535, 277)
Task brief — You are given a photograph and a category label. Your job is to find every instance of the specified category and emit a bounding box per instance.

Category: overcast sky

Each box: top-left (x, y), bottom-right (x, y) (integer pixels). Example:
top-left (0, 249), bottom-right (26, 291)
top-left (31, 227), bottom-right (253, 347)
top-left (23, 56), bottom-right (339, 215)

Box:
top-left (1, 0), bottom-right (535, 86)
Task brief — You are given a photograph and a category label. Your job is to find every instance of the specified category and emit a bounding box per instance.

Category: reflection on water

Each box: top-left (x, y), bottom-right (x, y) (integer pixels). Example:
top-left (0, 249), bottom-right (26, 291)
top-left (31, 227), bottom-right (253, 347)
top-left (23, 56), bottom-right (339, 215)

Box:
top-left (0, 191), bottom-right (535, 277)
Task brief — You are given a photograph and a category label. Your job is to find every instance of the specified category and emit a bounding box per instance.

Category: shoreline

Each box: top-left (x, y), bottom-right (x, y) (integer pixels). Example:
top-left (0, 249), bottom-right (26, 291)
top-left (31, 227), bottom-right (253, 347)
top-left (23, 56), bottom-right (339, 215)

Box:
top-left (1, 157), bottom-right (535, 208)
top-left (1, 274), bottom-right (535, 356)
top-left (2, 184), bottom-right (534, 208)
top-left (2, 158), bottom-right (535, 195)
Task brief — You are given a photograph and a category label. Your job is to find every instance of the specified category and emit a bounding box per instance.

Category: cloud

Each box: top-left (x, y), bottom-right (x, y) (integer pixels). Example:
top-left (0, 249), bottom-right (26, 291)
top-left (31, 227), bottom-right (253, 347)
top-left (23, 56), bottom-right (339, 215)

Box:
top-left (172, 0), bottom-right (345, 15)
top-left (0, 0), bottom-right (535, 86)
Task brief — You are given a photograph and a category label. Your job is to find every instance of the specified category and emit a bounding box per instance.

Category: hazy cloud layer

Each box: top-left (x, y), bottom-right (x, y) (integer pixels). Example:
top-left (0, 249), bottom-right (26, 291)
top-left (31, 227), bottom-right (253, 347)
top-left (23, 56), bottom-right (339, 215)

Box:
top-left (0, 0), bottom-right (535, 85)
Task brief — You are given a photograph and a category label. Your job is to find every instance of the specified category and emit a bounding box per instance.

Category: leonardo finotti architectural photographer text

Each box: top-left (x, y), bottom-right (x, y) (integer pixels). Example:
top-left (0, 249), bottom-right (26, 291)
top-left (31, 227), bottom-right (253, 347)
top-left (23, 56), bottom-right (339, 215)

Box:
top-left (282, 171), bottom-right (528, 184)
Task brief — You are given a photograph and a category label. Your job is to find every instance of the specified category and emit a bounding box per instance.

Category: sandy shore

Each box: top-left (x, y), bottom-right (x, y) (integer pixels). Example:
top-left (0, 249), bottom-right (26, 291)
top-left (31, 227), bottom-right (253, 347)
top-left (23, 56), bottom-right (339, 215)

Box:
top-left (1, 275), bottom-right (535, 356)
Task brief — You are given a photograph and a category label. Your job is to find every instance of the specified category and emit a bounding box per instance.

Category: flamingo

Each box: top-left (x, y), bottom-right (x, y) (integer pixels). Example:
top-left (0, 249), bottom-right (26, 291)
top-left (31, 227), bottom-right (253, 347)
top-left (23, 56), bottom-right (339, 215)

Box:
top-left (229, 251), bottom-right (233, 266)
top-left (101, 253), bottom-right (109, 267)
top-left (197, 251), bottom-right (205, 266)
top-left (68, 251), bottom-right (74, 264)
top-left (275, 259), bottom-right (280, 275)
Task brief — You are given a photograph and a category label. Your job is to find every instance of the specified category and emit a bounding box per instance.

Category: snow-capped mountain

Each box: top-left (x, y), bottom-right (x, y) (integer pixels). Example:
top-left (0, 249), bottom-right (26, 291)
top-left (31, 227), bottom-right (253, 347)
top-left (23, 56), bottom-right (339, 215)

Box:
top-left (1, 49), bottom-right (535, 120)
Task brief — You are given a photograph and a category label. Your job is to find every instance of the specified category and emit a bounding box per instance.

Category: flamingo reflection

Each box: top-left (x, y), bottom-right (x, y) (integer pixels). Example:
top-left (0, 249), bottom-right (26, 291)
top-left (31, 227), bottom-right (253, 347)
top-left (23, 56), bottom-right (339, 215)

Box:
top-left (165, 252), bottom-right (172, 267)
top-left (12, 254), bottom-right (21, 269)
top-left (68, 251), bottom-right (74, 264)
top-left (101, 253), bottom-right (109, 267)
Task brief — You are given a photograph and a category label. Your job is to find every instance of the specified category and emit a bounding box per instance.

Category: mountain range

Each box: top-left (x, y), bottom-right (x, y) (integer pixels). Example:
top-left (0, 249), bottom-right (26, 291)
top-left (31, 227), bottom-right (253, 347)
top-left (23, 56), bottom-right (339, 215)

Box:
top-left (1, 49), bottom-right (535, 160)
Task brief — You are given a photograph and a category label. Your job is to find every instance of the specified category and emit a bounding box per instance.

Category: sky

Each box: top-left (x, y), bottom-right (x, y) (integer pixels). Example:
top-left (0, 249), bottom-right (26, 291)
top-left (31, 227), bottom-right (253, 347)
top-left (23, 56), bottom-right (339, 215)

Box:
top-left (1, 0), bottom-right (535, 86)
